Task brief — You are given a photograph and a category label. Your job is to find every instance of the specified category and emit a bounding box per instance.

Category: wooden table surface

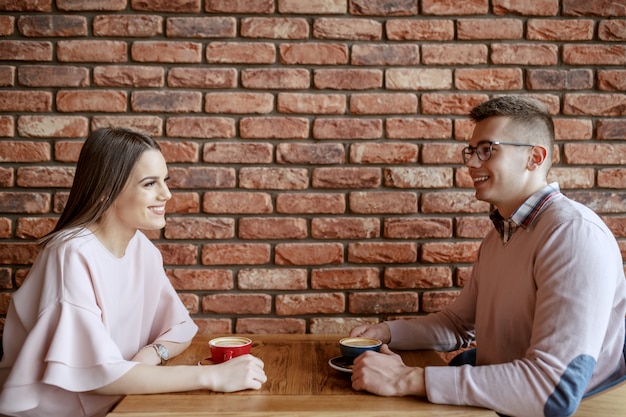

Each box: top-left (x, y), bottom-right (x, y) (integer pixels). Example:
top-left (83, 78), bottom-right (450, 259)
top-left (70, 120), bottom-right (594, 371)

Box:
top-left (107, 333), bottom-right (495, 416)
top-left (107, 334), bottom-right (626, 417)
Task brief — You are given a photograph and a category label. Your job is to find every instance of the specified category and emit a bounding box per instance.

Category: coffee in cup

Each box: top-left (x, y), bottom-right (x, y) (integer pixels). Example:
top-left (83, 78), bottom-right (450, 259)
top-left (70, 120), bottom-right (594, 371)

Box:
top-left (339, 337), bottom-right (382, 364)
top-left (208, 336), bottom-right (252, 364)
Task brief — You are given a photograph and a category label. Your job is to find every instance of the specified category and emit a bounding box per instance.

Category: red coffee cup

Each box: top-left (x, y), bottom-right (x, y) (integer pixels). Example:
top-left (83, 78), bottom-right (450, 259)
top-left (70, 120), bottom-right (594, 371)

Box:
top-left (208, 336), bottom-right (252, 364)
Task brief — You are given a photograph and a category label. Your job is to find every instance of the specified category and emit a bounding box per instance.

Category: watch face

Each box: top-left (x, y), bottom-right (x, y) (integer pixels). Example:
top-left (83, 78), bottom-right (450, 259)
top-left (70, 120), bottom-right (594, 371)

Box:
top-left (157, 344), bottom-right (169, 361)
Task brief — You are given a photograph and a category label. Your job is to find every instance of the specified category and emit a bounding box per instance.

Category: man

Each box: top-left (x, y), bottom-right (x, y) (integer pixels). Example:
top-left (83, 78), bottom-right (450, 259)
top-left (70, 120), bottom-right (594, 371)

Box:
top-left (349, 96), bottom-right (626, 417)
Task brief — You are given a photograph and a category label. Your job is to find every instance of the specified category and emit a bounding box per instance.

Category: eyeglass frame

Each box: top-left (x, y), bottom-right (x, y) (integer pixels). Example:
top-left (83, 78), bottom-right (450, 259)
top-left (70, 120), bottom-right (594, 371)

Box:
top-left (461, 141), bottom-right (536, 164)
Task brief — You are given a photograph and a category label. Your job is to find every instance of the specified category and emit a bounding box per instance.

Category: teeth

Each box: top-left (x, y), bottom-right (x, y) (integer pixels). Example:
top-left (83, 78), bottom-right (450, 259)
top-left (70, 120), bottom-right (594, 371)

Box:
top-left (150, 206), bottom-right (165, 215)
top-left (473, 176), bottom-right (489, 183)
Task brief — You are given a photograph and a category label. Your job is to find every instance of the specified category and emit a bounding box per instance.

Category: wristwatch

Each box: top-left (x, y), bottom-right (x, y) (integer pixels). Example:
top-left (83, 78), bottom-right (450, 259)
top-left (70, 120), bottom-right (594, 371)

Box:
top-left (147, 343), bottom-right (169, 365)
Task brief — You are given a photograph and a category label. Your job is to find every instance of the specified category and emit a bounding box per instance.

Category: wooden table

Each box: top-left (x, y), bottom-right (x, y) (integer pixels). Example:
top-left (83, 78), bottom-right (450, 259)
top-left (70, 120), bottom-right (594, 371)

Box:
top-left (572, 379), bottom-right (626, 416)
top-left (107, 334), bottom-right (495, 416)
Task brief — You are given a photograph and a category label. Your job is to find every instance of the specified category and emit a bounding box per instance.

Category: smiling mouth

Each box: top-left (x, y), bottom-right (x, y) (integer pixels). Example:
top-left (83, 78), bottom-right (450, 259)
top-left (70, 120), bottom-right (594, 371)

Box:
top-left (149, 206), bottom-right (166, 215)
top-left (473, 176), bottom-right (489, 185)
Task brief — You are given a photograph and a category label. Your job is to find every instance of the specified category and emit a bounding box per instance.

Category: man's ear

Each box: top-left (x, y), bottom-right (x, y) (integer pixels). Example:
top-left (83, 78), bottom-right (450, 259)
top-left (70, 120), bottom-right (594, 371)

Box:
top-left (528, 145), bottom-right (548, 170)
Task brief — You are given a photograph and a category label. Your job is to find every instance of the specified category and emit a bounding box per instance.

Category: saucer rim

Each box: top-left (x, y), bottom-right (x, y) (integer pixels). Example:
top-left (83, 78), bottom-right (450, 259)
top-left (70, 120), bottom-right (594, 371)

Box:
top-left (328, 356), bottom-right (353, 373)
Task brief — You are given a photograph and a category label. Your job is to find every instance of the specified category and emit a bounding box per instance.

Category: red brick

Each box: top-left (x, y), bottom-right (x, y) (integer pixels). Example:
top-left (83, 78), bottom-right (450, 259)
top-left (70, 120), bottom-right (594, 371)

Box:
top-left (0, 91), bottom-right (51, 112)
top-left (202, 243), bottom-right (271, 265)
top-left (457, 18), bottom-right (522, 39)
top-left (564, 94), bottom-right (626, 116)
top-left (310, 317), bottom-right (379, 334)
top-left (18, 15), bottom-right (86, 37)
top-left (384, 267), bottom-right (452, 289)
top-left (17, 116), bottom-right (88, 138)
top-left (0, 141), bottom-right (50, 162)
top-left (0, 1), bottom-right (52, 11)
top-left (241, 68), bottom-right (310, 89)
top-left (348, 242), bottom-right (417, 264)
top-left (57, 0), bottom-right (125, 11)
top-left (276, 293), bottom-right (345, 315)
top-left (91, 115), bottom-right (163, 136)
top-left (166, 17), bottom-right (236, 38)
top-left (132, 41), bottom-right (202, 63)
top-left (167, 268), bottom-right (233, 290)
top-left (239, 167), bottom-right (309, 190)
top-left (170, 69), bottom-right (236, 89)
top-left (455, 68), bottom-right (522, 90)
top-left (277, 93), bottom-right (345, 114)
top-left (93, 14), bottom-right (162, 37)
top-left (421, 44), bottom-right (487, 65)
top-left (203, 192), bottom-right (273, 214)
top-left (0, 67), bottom-right (14, 87)
top-left (15, 217), bottom-right (56, 239)
top-left (241, 17), bottom-right (308, 39)
top-left (313, 69), bottom-right (382, 90)
top-left (0, 116), bottom-right (14, 137)
top-left (348, 292), bottom-right (418, 314)
top-left (239, 217), bottom-right (307, 239)
top-left (552, 118), bottom-right (593, 140)
top-left (276, 193), bottom-right (345, 214)
top-left (312, 167), bottom-right (381, 189)
top-left (159, 140), bottom-right (199, 163)
top-left (563, 143), bottom-right (626, 165)
top-left (236, 318), bottom-right (306, 334)
top-left (57, 40), bottom-right (126, 62)
top-left (527, 19), bottom-right (594, 40)
top-left (599, 20), bottom-right (626, 41)
top-left (207, 41), bottom-right (275, 64)
top-left (569, 191), bottom-right (626, 214)
top-left (349, 191), bottom-right (417, 214)
top-left (166, 116), bottom-right (235, 138)
top-left (19, 65), bottom-right (89, 87)
top-left (311, 217), bottom-right (380, 239)
top-left (240, 117), bottom-right (309, 139)
top-left (313, 118), bottom-right (382, 139)
top-left (194, 318), bottom-right (231, 335)
top-left (548, 167), bottom-right (595, 189)
top-left (386, 118), bottom-right (452, 139)
top-left (0, 40), bottom-right (52, 61)
top-left (386, 68), bottom-right (452, 90)
top-left (311, 267), bottom-right (380, 289)
top-left (350, 143), bottom-right (417, 164)
top-left (597, 119), bottom-right (626, 140)
top-left (94, 65), bottom-right (164, 87)
top-left (131, 0), bottom-right (200, 12)
top-left (421, 143), bottom-right (465, 165)
top-left (202, 294), bottom-right (271, 315)
top-left (205, 92), bottom-right (272, 113)
top-left (0, 16), bottom-right (13, 36)
top-left (276, 143), bottom-right (345, 165)
top-left (131, 91), bottom-right (202, 113)
top-left (278, 0), bottom-right (345, 14)
top-left (168, 167), bottom-right (236, 189)
top-left (527, 69), bottom-right (593, 90)
top-left (602, 216), bottom-right (626, 238)
top-left (386, 19), bottom-right (454, 41)
top-left (203, 142), bottom-right (273, 164)
top-left (421, 242), bottom-right (481, 263)
top-left (0, 219), bottom-right (10, 238)
top-left (207, 0), bottom-right (274, 13)
top-left (54, 141), bottom-right (82, 163)
top-left (238, 268), bottom-right (307, 290)
top-left (599, 70), bottom-right (626, 91)
top-left (156, 243), bottom-right (197, 265)
top-left (422, 291), bottom-right (460, 313)
top-left (0, 243), bottom-right (40, 265)
top-left (598, 168), bottom-right (626, 189)
top-left (351, 44), bottom-right (419, 66)
top-left (17, 166), bottom-right (74, 188)
top-left (455, 216), bottom-right (492, 239)
top-left (164, 217), bottom-right (234, 240)
top-left (563, 45), bottom-right (626, 65)
top-left (313, 18), bottom-right (381, 40)
top-left (280, 42), bottom-right (347, 65)
top-left (423, 0), bottom-right (488, 14)
top-left (421, 191), bottom-right (490, 214)
top-left (421, 93), bottom-right (489, 115)
top-left (491, 43), bottom-right (558, 65)
top-left (563, 0), bottom-right (626, 17)
top-left (384, 218), bottom-right (452, 239)
top-left (57, 90), bottom-right (127, 112)
top-left (275, 243), bottom-right (343, 265)
top-left (166, 192), bottom-right (200, 214)
top-left (493, 0), bottom-right (558, 15)
top-left (384, 167), bottom-right (453, 188)
top-left (350, 93), bottom-right (417, 114)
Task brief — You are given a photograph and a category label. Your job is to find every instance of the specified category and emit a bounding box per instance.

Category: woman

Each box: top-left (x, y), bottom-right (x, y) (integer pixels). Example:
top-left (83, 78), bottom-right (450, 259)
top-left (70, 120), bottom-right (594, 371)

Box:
top-left (0, 128), bottom-right (266, 417)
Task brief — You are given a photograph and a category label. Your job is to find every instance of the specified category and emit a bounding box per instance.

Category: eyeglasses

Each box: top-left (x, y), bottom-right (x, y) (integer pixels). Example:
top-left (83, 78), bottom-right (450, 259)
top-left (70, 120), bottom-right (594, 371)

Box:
top-left (461, 141), bottom-right (535, 164)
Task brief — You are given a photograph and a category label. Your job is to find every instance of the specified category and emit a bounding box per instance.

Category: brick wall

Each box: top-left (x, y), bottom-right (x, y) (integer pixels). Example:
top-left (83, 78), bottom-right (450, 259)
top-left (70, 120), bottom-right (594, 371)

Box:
top-left (0, 0), bottom-right (625, 336)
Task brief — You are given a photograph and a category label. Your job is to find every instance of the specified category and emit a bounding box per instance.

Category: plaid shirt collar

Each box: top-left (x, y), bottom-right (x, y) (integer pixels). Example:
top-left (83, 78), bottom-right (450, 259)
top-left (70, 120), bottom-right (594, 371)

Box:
top-left (490, 183), bottom-right (561, 243)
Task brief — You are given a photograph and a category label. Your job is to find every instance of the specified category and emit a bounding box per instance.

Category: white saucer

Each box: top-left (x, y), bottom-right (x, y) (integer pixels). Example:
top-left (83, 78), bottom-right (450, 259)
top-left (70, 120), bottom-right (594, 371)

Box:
top-left (328, 356), bottom-right (354, 373)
